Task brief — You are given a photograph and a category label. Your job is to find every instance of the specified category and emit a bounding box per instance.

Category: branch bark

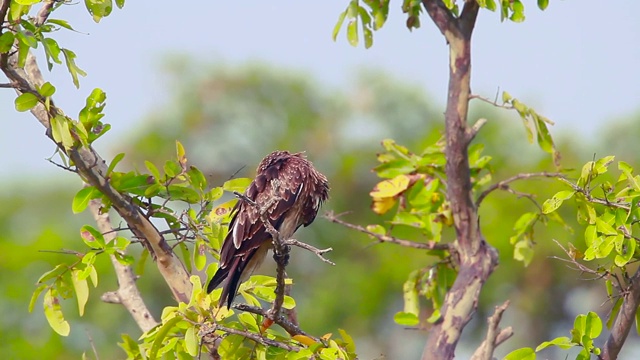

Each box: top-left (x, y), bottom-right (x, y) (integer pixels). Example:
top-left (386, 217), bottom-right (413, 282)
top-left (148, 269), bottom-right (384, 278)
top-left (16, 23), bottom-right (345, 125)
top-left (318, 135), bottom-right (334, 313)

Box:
top-left (470, 300), bottom-right (513, 360)
top-left (602, 267), bottom-right (640, 360)
top-left (88, 198), bottom-right (158, 332)
top-left (421, 1), bottom-right (500, 359)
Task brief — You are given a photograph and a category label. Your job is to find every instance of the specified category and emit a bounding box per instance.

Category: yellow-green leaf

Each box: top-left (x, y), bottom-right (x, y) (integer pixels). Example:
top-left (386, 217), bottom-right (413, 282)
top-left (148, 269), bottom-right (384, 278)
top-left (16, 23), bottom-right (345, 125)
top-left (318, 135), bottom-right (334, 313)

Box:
top-left (347, 19), bottom-right (358, 47)
top-left (71, 269), bottom-right (89, 316)
top-left (43, 288), bottom-right (70, 336)
top-left (184, 326), bottom-right (198, 356)
top-left (72, 186), bottom-right (100, 214)
top-left (29, 284), bottom-right (48, 313)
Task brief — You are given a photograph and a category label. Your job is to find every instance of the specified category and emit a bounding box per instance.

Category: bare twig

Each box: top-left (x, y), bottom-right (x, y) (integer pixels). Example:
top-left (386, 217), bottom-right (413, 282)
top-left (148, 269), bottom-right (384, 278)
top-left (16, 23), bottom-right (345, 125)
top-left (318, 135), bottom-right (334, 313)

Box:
top-left (325, 211), bottom-right (449, 251)
top-left (199, 322), bottom-right (301, 352)
top-left (469, 94), bottom-right (514, 110)
top-left (88, 198), bottom-right (158, 332)
top-left (282, 238), bottom-right (335, 265)
top-left (0, 82), bottom-right (13, 88)
top-left (476, 172), bottom-right (565, 206)
top-left (467, 118), bottom-right (487, 142)
top-left (470, 300), bottom-right (513, 360)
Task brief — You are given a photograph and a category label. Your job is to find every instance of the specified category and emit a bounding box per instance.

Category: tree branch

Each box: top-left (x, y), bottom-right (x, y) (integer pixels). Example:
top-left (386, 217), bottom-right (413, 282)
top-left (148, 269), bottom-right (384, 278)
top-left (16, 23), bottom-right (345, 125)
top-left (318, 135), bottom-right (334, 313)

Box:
top-left (34, 0), bottom-right (55, 26)
top-left (325, 211), bottom-right (450, 251)
top-left (476, 172), bottom-right (566, 206)
top-left (0, 36), bottom-right (192, 303)
top-left (601, 269), bottom-right (640, 360)
top-left (200, 322), bottom-right (301, 352)
top-left (470, 300), bottom-right (513, 360)
top-left (421, 2), bottom-right (499, 359)
top-left (88, 197), bottom-right (158, 332)
top-left (233, 304), bottom-right (321, 342)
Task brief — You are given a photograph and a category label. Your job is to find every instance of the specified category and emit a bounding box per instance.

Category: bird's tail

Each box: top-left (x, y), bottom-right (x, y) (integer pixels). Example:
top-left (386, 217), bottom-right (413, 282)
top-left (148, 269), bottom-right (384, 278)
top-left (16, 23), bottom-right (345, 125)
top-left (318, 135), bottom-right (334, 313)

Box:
top-left (207, 255), bottom-right (254, 309)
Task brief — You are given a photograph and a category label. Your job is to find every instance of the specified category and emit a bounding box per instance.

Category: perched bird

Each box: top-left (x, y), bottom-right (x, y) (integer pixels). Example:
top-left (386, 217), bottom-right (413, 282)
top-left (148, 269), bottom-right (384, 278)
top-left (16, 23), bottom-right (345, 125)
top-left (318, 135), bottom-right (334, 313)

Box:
top-left (207, 150), bottom-right (329, 308)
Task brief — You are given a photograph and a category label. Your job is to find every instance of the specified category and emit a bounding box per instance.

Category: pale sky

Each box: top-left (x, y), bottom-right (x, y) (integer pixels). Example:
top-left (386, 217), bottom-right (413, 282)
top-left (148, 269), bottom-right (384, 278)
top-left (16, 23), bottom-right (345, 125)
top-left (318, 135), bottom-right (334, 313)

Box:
top-left (1, 1), bottom-right (639, 179)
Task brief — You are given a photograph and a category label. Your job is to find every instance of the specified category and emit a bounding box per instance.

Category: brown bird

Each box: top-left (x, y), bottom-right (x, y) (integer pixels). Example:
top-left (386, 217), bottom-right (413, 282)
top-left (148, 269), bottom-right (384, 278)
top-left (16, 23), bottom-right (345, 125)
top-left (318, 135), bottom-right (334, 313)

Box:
top-left (207, 150), bottom-right (329, 308)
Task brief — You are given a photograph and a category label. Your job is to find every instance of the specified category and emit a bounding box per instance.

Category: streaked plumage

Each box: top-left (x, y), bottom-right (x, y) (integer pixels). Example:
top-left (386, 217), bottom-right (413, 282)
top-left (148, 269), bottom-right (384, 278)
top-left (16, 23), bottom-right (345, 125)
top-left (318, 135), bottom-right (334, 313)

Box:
top-left (207, 150), bottom-right (329, 308)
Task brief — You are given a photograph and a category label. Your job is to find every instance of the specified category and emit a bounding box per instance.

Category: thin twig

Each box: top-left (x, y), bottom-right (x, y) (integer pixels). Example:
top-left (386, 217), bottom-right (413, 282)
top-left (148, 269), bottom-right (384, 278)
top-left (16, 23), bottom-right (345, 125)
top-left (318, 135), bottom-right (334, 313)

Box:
top-left (476, 172), bottom-right (565, 206)
top-left (325, 211), bottom-right (449, 251)
top-left (470, 300), bottom-right (513, 360)
top-left (34, 0), bottom-right (55, 26)
top-left (469, 94), bottom-right (514, 109)
top-left (0, 82), bottom-right (13, 88)
top-left (282, 238), bottom-right (335, 265)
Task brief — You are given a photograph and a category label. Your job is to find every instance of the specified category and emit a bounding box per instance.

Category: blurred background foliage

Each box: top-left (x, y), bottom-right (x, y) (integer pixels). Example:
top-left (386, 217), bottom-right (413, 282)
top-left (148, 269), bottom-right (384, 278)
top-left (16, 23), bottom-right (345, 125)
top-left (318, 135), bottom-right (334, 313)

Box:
top-left (2, 61), bottom-right (639, 359)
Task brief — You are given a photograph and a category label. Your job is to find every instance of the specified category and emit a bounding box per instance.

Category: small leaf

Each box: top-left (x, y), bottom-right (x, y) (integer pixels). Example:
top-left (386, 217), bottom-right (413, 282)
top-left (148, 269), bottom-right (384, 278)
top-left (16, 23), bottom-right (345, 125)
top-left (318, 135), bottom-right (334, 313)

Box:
top-left (503, 347), bottom-right (535, 360)
top-left (585, 311), bottom-right (602, 339)
top-left (29, 284), bottom-right (48, 313)
top-left (332, 10), bottom-right (347, 41)
top-left (0, 32), bottom-right (15, 53)
top-left (15, 93), bottom-right (39, 112)
top-left (347, 19), bottom-right (358, 47)
top-left (370, 175), bottom-right (411, 198)
top-left (107, 153), bottom-right (125, 176)
top-left (61, 48), bottom-right (87, 88)
top-left (542, 190), bottom-right (575, 214)
top-left (537, 0), bottom-right (549, 10)
top-left (71, 269), bottom-right (89, 316)
top-left (184, 326), bottom-right (198, 356)
top-left (72, 186), bottom-right (100, 214)
top-left (393, 311), bottom-right (419, 326)
top-left (535, 336), bottom-right (575, 351)
top-left (43, 288), bottom-right (70, 336)
top-left (37, 264), bottom-right (67, 284)
top-left (223, 178), bottom-right (252, 193)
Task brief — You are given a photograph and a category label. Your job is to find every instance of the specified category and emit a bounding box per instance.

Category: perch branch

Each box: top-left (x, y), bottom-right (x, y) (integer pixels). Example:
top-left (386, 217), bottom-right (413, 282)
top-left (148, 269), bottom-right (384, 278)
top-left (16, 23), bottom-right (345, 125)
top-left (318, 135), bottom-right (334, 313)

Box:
top-left (0, 10), bottom-right (191, 302)
top-left (470, 300), bottom-right (513, 360)
top-left (88, 197), bottom-right (158, 332)
top-left (476, 172), bottom-right (565, 206)
top-left (325, 211), bottom-right (449, 251)
top-left (233, 304), bottom-right (321, 342)
top-left (200, 322), bottom-right (301, 352)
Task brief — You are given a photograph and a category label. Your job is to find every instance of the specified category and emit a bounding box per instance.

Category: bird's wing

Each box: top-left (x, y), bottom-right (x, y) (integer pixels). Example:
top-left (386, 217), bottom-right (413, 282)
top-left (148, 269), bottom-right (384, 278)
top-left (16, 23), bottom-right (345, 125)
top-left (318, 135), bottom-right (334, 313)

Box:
top-left (208, 157), bottom-right (306, 307)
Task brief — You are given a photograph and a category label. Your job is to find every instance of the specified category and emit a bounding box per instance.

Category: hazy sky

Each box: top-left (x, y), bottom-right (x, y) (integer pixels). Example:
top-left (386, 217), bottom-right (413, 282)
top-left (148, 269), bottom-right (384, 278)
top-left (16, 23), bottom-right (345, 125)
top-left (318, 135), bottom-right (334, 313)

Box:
top-left (1, 1), bottom-right (638, 179)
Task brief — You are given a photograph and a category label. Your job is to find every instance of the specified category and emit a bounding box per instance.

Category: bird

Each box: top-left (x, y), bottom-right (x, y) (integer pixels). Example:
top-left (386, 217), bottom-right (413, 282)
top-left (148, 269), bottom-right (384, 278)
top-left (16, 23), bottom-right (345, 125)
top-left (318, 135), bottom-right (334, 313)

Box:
top-left (207, 150), bottom-right (329, 308)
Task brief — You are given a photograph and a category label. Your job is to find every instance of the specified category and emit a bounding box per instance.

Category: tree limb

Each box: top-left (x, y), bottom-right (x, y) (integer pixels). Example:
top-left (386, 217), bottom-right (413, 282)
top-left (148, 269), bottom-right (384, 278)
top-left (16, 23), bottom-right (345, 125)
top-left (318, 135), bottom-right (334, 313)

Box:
top-left (421, 2), bottom-right (499, 359)
top-left (470, 300), bottom-right (513, 360)
top-left (200, 322), bottom-right (301, 352)
top-left (324, 211), bottom-right (450, 251)
top-left (233, 304), bottom-right (321, 342)
top-left (88, 197), bottom-right (158, 332)
top-left (601, 267), bottom-right (640, 360)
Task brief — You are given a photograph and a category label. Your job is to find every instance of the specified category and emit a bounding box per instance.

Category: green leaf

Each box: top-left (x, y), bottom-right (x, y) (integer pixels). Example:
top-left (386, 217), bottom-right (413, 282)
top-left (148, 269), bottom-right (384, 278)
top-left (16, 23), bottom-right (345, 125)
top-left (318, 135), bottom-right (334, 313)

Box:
top-left (223, 178), bottom-right (252, 193)
top-left (537, 0), bottom-right (549, 10)
top-left (37, 264), bottom-right (67, 283)
top-left (42, 38), bottom-right (62, 70)
top-left (15, 0), bottom-right (40, 4)
top-left (393, 311), bottom-right (419, 326)
top-left (167, 185), bottom-right (200, 203)
top-left (333, 10), bottom-right (347, 41)
top-left (0, 32), bottom-right (15, 53)
top-left (61, 48), bottom-right (87, 88)
top-left (29, 284), bottom-right (48, 313)
top-left (71, 269), bottom-right (89, 316)
top-left (80, 224), bottom-right (106, 248)
top-left (535, 336), bottom-right (575, 351)
top-left (115, 0), bottom-right (124, 9)
top-left (514, 241), bottom-right (534, 266)
top-left (585, 311), bottom-right (602, 339)
top-left (193, 238), bottom-right (207, 272)
top-left (347, 19), bottom-right (358, 47)
top-left (608, 297), bottom-right (622, 329)
top-left (149, 316), bottom-right (182, 359)
top-left (510, 0), bottom-right (526, 22)
top-left (503, 347), bottom-right (535, 360)
top-left (85, 0), bottom-right (113, 22)
top-left (595, 217), bottom-right (617, 236)
top-left (50, 115), bottom-right (75, 150)
top-left (106, 153), bottom-right (125, 176)
top-left (15, 92), bottom-right (39, 112)
top-left (542, 190), bottom-right (574, 214)
top-left (184, 326), bottom-right (198, 356)
top-left (43, 288), bottom-right (70, 336)
top-left (72, 186), bottom-right (100, 214)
